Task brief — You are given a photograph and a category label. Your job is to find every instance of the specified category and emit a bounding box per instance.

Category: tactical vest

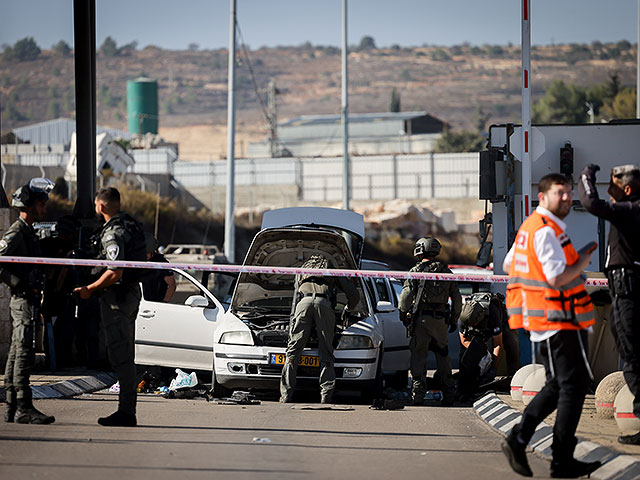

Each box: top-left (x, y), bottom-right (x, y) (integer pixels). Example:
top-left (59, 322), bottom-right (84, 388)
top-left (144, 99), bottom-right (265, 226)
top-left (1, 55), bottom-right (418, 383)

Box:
top-left (506, 211), bottom-right (594, 331)
top-left (297, 255), bottom-right (329, 285)
top-left (413, 260), bottom-right (450, 309)
top-left (107, 213), bottom-right (147, 283)
top-left (460, 292), bottom-right (506, 329)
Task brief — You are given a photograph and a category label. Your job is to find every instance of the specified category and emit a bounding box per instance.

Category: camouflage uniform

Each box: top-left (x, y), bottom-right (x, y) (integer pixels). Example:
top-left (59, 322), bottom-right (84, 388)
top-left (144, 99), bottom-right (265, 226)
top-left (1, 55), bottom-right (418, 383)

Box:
top-left (281, 275), bottom-right (360, 403)
top-left (399, 260), bottom-right (462, 403)
top-left (0, 218), bottom-right (46, 419)
top-left (96, 212), bottom-right (142, 416)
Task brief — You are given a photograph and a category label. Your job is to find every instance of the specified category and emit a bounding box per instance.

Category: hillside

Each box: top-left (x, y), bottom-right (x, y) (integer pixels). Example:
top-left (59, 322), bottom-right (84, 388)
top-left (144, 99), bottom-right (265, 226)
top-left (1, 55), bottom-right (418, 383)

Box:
top-left (1, 42), bottom-right (637, 159)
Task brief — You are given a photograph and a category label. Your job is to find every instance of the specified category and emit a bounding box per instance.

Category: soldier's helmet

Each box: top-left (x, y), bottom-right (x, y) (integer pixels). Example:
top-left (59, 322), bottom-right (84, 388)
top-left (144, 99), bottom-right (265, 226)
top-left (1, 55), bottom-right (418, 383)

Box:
top-left (413, 237), bottom-right (442, 258)
top-left (12, 178), bottom-right (55, 209)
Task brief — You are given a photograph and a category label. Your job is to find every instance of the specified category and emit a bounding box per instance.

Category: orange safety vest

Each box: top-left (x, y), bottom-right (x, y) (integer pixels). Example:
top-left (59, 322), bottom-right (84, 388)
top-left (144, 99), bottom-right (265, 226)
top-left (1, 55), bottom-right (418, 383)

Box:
top-left (506, 211), bottom-right (594, 331)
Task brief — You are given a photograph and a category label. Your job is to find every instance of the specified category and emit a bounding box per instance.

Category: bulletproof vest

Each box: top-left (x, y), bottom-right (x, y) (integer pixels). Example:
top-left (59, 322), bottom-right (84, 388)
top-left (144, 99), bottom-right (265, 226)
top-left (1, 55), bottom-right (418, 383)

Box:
top-left (414, 260), bottom-right (450, 307)
top-left (107, 213), bottom-right (147, 283)
top-left (297, 255), bottom-right (329, 285)
top-left (0, 219), bottom-right (43, 289)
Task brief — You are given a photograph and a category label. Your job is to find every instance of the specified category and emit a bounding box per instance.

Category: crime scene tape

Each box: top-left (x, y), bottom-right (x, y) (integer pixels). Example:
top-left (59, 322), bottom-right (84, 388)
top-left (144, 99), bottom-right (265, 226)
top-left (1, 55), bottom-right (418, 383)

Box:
top-left (0, 255), bottom-right (610, 287)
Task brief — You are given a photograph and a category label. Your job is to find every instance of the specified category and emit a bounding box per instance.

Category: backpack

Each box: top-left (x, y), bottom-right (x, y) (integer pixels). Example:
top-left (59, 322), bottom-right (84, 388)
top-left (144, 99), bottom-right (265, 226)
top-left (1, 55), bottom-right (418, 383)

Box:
top-left (111, 213), bottom-right (147, 283)
top-left (459, 292), bottom-right (507, 329)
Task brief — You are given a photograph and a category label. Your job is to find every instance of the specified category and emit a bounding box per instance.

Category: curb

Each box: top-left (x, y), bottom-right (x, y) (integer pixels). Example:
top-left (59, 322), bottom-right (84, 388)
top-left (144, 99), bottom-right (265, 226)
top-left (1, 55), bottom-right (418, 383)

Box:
top-left (1, 373), bottom-right (117, 401)
top-left (474, 393), bottom-right (640, 480)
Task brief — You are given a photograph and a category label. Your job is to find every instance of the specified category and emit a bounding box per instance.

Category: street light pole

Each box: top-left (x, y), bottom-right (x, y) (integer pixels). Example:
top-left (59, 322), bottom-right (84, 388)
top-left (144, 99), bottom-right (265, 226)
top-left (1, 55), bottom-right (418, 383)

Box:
top-left (341, 0), bottom-right (350, 210)
top-left (225, 0), bottom-right (237, 263)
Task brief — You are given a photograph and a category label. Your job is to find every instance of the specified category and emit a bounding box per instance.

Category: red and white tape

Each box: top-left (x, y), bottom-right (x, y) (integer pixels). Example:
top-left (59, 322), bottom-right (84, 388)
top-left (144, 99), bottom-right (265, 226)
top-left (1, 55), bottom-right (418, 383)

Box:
top-left (0, 255), bottom-right (610, 287)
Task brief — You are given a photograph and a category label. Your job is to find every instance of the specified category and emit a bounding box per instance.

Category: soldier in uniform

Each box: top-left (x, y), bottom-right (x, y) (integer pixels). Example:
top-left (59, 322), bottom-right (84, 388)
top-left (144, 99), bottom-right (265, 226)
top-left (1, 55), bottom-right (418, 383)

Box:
top-left (74, 187), bottom-right (144, 427)
top-left (2, 178), bottom-right (56, 424)
top-left (399, 237), bottom-right (462, 405)
top-left (280, 254), bottom-right (360, 404)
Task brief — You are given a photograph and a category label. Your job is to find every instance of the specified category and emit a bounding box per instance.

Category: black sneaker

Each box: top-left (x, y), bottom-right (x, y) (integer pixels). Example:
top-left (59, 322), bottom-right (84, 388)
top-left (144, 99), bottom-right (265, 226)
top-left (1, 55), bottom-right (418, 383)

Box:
top-left (550, 459), bottom-right (601, 478)
top-left (619, 431), bottom-right (640, 445)
top-left (97, 411), bottom-right (137, 427)
top-left (501, 433), bottom-right (533, 477)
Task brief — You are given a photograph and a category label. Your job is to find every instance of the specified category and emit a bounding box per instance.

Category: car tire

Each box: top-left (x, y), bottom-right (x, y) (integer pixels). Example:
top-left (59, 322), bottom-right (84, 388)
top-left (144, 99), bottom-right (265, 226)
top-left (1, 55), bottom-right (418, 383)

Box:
top-left (361, 347), bottom-right (384, 402)
top-left (211, 363), bottom-right (231, 398)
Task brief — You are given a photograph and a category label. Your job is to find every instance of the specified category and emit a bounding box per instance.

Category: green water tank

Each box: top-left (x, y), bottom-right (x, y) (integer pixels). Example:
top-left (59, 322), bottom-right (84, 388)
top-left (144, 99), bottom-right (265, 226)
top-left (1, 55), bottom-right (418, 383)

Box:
top-left (127, 77), bottom-right (158, 134)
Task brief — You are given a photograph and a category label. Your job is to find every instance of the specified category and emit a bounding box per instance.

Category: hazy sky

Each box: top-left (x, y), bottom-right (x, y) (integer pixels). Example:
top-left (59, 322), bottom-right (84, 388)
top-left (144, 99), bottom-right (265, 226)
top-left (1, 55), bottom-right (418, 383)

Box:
top-left (1, 0), bottom-right (638, 51)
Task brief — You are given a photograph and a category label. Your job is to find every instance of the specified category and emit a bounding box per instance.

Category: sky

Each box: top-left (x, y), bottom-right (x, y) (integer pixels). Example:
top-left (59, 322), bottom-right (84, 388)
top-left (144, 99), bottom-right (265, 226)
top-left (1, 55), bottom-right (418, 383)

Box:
top-left (0, 0), bottom-right (638, 51)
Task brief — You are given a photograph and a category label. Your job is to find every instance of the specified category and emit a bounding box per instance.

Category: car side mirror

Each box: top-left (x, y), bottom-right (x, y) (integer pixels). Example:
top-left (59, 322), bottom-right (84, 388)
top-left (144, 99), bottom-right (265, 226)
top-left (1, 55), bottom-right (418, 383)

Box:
top-left (185, 295), bottom-right (209, 308)
top-left (376, 300), bottom-right (395, 313)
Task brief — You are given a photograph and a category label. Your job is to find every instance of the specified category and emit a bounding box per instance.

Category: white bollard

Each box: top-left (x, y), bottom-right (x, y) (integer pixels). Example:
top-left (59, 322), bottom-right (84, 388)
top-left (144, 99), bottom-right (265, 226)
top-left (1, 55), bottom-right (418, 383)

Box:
top-left (522, 366), bottom-right (547, 406)
top-left (594, 371), bottom-right (626, 419)
top-left (510, 364), bottom-right (545, 402)
top-left (614, 384), bottom-right (640, 434)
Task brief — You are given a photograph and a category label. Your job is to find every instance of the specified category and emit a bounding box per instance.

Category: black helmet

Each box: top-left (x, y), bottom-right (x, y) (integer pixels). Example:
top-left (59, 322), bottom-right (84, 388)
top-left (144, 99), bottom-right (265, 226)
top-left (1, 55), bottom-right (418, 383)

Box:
top-left (414, 237), bottom-right (441, 258)
top-left (12, 178), bottom-right (55, 209)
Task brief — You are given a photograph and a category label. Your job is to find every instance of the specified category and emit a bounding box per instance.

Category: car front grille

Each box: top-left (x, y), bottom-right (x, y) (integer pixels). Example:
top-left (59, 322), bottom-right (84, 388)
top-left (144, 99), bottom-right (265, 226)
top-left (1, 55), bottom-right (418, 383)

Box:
top-left (257, 364), bottom-right (321, 378)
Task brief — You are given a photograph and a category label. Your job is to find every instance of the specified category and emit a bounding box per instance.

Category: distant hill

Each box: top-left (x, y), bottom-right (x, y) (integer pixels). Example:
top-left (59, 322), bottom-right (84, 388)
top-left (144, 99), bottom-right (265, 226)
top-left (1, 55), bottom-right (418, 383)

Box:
top-left (1, 41), bottom-right (636, 139)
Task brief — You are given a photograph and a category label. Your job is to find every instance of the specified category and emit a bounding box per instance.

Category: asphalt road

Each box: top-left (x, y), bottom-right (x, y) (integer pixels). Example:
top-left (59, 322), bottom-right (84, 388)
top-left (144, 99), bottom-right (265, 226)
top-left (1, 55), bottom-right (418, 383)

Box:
top-left (0, 390), bottom-right (548, 480)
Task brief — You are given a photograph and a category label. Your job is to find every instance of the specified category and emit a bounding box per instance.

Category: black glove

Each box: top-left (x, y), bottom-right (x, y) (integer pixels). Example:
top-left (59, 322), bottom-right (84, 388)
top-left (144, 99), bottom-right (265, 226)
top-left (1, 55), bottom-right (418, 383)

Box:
top-left (399, 311), bottom-right (411, 327)
top-left (584, 163), bottom-right (600, 175)
top-left (448, 323), bottom-right (457, 334)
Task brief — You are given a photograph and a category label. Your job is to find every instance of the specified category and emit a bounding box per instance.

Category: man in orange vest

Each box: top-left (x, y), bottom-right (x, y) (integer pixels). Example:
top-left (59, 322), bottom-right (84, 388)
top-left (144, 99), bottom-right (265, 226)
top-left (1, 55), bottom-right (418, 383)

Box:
top-left (501, 173), bottom-right (601, 478)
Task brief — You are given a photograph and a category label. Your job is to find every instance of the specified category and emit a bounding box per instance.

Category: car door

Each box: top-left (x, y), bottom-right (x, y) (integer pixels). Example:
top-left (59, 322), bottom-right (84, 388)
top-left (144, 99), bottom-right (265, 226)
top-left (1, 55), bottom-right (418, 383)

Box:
top-left (368, 277), bottom-right (410, 373)
top-left (135, 269), bottom-right (225, 371)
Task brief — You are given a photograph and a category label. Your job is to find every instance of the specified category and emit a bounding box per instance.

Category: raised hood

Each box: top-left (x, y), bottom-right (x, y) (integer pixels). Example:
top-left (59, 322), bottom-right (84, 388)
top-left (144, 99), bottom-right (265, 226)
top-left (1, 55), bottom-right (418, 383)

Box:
top-left (231, 228), bottom-right (361, 311)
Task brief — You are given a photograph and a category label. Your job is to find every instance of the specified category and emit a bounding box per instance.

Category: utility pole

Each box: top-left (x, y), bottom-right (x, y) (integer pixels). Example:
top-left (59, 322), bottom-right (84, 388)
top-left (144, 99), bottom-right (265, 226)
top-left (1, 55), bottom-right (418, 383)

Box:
top-left (521, 0), bottom-right (532, 221)
top-left (267, 79), bottom-right (279, 158)
top-left (225, 0), bottom-right (237, 263)
top-left (341, 0), bottom-right (350, 210)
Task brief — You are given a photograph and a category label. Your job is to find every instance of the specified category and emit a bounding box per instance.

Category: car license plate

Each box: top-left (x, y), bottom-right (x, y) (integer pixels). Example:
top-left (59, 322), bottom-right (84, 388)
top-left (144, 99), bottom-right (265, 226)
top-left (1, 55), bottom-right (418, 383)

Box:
top-left (269, 353), bottom-right (320, 367)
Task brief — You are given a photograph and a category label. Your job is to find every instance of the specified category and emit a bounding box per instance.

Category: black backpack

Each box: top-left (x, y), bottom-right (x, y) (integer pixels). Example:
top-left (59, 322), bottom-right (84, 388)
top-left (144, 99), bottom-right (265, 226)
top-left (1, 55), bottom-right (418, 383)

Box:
top-left (460, 292), bottom-right (507, 329)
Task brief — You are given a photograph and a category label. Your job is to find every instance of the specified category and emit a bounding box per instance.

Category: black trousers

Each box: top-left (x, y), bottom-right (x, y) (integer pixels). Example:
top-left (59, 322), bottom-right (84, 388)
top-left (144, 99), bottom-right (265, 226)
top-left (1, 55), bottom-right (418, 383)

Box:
top-left (610, 293), bottom-right (640, 419)
top-left (511, 330), bottom-right (591, 463)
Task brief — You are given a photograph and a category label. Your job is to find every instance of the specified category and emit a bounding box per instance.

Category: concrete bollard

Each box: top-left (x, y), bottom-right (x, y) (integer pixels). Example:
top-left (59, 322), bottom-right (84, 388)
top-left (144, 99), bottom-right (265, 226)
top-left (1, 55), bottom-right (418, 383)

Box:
top-left (594, 371), bottom-right (626, 419)
top-left (510, 364), bottom-right (545, 402)
top-left (522, 366), bottom-right (547, 406)
top-left (614, 384), bottom-right (640, 434)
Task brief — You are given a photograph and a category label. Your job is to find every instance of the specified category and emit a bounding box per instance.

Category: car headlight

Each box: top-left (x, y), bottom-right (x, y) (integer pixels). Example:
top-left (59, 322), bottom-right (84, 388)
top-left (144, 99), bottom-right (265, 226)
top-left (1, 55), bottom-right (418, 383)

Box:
top-left (336, 335), bottom-right (373, 350)
top-left (219, 331), bottom-right (254, 346)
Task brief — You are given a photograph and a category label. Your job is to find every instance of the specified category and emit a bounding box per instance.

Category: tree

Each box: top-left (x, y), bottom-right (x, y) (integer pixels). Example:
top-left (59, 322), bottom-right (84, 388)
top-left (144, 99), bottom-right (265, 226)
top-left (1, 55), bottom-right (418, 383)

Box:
top-left (430, 49), bottom-right (450, 61)
top-left (47, 100), bottom-right (60, 119)
top-left (53, 40), bottom-right (71, 56)
top-left (4, 37), bottom-right (41, 61)
top-left (358, 36), bottom-right (376, 51)
top-left (434, 129), bottom-right (485, 153)
top-left (532, 80), bottom-right (588, 124)
top-left (188, 42), bottom-right (199, 51)
top-left (100, 36), bottom-right (118, 57)
top-left (601, 88), bottom-right (637, 120)
top-left (389, 88), bottom-right (401, 113)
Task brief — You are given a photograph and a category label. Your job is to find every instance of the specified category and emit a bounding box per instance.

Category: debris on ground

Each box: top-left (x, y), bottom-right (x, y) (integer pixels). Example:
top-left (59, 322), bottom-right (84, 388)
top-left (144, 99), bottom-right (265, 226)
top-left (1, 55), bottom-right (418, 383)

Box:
top-left (292, 404), bottom-right (355, 411)
top-left (252, 437), bottom-right (272, 443)
top-left (217, 391), bottom-right (261, 405)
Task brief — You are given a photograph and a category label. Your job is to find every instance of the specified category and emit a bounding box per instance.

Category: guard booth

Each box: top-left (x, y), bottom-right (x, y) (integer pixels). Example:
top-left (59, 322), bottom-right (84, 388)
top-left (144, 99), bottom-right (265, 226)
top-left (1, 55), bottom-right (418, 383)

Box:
top-left (482, 122), bottom-right (640, 382)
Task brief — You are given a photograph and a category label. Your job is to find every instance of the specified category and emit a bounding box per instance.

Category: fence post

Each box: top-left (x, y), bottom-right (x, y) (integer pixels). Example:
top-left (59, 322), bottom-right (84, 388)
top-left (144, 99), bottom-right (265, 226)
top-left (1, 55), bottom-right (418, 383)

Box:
top-left (368, 174), bottom-right (373, 200)
top-left (430, 152), bottom-right (435, 198)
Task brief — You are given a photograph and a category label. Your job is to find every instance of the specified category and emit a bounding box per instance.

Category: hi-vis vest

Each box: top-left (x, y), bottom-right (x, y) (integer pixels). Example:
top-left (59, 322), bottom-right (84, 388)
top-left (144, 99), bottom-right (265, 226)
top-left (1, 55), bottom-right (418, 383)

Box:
top-left (506, 211), bottom-right (594, 331)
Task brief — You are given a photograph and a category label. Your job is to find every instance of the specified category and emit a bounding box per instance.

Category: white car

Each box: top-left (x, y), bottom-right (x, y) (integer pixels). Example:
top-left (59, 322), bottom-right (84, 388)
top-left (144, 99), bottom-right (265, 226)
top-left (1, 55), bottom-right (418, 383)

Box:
top-left (212, 207), bottom-right (410, 396)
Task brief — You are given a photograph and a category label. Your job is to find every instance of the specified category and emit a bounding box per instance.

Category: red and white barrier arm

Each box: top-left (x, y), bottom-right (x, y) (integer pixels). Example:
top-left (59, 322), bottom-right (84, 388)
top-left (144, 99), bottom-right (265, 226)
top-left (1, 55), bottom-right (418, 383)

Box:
top-left (0, 255), bottom-right (610, 287)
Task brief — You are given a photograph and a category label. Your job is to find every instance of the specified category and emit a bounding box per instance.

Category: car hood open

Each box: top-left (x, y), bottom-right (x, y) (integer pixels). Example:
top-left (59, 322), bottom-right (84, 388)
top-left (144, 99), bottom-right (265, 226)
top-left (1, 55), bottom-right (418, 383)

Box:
top-left (231, 228), bottom-right (362, 311)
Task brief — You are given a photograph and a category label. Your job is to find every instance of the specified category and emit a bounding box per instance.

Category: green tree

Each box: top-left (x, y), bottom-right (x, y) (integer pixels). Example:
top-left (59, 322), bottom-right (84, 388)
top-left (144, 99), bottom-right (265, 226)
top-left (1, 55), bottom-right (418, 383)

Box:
top-left (532, 80), bottom-right (588, 124)
top-left (63, 88), bottom-right (74, 112)
top-left (47, 100), bottom-right (60, 119)
top-left (53, 40), bottom-right (71, 56)
top-left (389, 88), bottom-right (401, 112)
top-left (358, 35), bottom-right (377, 50)
top-left (5, 37), bottom-right (41, 61)
top-left (430, 49), bottom-right (451, 61)
top-left (601, 88), bottom-right (637, 120)
top-left (434, 129), bottom-right (485, 153)
top-left (100, 36), bottom-right (118, 57)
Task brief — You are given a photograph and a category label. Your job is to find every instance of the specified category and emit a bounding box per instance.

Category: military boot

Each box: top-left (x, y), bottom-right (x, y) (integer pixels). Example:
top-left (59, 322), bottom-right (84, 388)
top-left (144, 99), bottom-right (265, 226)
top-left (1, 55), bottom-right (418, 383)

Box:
top-left (15, 397), bottom-right (55, 425)
top-left (4, 388), bottom-right (16, 423)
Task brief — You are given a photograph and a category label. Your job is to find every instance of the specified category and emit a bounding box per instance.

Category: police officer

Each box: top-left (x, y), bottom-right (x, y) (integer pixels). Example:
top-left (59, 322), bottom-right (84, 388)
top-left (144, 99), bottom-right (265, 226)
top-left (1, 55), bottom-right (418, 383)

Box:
top-left (141, 232), bottom-right (175, 303)
top-left (2, 178), bottom-right (55, 424)
top-left (280, 254), bottom-right (360, 404)
top-left (398, 237), bottom-right (462, 406)
top-left (74, 187), bottom-right (144, 427)
top-left (456, 294), bottom-right (504, 402)
top-left (579, 163), bottom-right (640, 445)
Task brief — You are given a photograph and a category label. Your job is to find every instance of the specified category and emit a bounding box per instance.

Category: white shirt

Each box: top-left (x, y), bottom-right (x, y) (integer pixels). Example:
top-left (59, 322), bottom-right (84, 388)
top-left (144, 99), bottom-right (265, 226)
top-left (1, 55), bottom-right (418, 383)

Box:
top-left (504, 206), bottom-right (566, 342)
